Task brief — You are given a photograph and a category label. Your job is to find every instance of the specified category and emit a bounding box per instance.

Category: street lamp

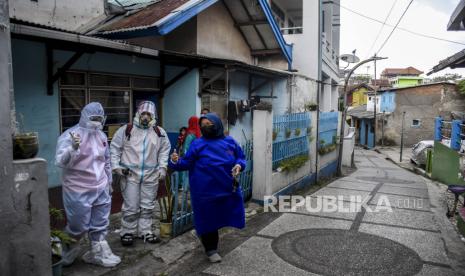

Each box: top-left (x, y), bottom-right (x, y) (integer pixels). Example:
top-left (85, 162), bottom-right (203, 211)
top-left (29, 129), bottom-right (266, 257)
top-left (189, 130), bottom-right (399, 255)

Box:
top-left (337, 55), bottom-right (388, 176)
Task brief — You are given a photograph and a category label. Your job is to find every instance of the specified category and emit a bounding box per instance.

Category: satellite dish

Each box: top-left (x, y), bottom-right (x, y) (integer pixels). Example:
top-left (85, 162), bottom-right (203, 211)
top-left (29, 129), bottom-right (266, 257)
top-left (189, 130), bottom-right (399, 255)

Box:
top-left (340, 54), bottom-right (360, 64)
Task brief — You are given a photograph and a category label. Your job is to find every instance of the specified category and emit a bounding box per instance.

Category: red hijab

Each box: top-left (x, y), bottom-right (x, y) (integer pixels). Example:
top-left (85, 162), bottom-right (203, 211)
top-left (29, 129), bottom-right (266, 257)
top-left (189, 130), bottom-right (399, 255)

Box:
top-left (187, 116), bottom-right (201, 138)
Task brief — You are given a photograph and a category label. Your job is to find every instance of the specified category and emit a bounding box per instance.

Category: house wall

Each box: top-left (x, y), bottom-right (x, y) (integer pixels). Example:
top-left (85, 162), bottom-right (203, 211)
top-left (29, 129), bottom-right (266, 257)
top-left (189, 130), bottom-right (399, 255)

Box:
top-left (352, 88), bottom-right (368, 107)
top-left (359, 119), bottom-right (374, 148)
top-left (228, 71), bottom-right (253, 145)
top-left (12, 38), bottom-right (161, 188)
top-left (163, 66), bottom-right (200, 146)
top-left (10, 0), bottom-right (106, 32)
top-left (289, 75), bottom-right (318, 113)
top-left (196, 2), bottom-right (252, 64)
top-left (165, 17), bottom-right (198, 54)
top-left (379, 91), bottom-right (396, 112)
top-left (382, 84), bottom-right (465, 146)
top-left (395, 77), bottom-right (423, 88)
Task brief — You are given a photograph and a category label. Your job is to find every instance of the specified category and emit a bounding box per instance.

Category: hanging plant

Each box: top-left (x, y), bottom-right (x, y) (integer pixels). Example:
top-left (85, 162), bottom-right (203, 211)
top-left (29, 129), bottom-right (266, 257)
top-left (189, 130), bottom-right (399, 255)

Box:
top-left (294, 128), bottom-right (301, 136)
top-left (307, 127), bottom-right (312, 135)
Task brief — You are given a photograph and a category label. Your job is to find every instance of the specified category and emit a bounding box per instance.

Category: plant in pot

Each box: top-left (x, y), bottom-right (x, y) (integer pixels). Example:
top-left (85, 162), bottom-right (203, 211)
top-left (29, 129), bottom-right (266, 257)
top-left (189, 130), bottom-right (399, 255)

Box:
top-left (304, 102), bottom-right (318, 111)
top-left (294, 128), bottom-right (301, 136)
top-left (157, 174), bottom-right (174, 238)
top-left (50, 208), bottom-right (75, 276)
top-left (12, 114), bottom-right (40, 160)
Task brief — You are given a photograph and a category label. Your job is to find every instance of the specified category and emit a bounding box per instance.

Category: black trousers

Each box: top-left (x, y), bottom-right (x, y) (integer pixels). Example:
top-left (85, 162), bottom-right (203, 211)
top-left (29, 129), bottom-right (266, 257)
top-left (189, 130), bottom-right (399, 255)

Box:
top-left (200, 230), bottom-right (219, 252)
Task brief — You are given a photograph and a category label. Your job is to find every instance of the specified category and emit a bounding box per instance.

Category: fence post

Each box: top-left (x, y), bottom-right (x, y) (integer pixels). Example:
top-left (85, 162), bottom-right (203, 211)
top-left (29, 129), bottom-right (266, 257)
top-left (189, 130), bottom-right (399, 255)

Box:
top-left (252, 110), bottom-right (273, 203)
top-left (434, 117), bottom-right (443, 142)
top-left (451, 120), bottom-right (461, 151)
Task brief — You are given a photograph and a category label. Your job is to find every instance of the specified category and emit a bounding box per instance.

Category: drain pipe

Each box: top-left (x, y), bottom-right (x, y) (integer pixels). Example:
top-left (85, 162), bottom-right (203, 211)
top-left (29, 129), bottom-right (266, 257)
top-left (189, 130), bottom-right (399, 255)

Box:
top-left (315, 0), bottom-right (323, 182)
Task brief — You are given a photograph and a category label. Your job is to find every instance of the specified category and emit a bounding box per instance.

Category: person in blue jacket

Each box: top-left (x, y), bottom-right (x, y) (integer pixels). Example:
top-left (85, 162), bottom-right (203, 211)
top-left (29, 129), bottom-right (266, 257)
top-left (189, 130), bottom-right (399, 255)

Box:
top-left (169, 113), bottom-right (246, 263)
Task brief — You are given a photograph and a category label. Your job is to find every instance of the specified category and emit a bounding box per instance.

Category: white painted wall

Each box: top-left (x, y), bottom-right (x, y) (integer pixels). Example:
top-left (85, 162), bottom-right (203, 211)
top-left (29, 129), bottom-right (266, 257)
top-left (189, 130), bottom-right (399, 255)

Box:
top-left (252, 110), bottom-right (273, 201)
top-left (283, 0), bottom-right (319, 80)
top-left (342, 127), bottom-right (355, 167)
top-left (9, 0), bottom-right (106, 32)
top-left (196, 2), bottom-right (252, 64)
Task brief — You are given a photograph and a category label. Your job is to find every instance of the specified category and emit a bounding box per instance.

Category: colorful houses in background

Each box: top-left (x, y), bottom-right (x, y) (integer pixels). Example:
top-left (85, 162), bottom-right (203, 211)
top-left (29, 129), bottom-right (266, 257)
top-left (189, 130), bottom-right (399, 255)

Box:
top-left (381, 66), bottom-right (424, 88)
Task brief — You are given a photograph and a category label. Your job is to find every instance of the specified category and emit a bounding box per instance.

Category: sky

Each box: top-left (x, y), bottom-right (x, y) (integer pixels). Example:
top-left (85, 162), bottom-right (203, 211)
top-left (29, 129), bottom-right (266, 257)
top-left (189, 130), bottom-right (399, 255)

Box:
top-left (340, 0), bottom-right (465, 78)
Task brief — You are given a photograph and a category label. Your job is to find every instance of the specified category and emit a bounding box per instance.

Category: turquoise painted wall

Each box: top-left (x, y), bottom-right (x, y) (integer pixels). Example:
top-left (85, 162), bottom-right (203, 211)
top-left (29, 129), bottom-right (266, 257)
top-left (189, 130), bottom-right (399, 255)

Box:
top-left (359, 119), bottom-right (374, 148)
top-left (12, 38), bottom-right (160, 188)
top-left (253, 76), bottom-right (288, 116)
top-left (163, 66), bottom-right (199, 146)
top-left (13, 39), bottom-right (61, 187)
top-left (380, 91), bottom-right (395, 112)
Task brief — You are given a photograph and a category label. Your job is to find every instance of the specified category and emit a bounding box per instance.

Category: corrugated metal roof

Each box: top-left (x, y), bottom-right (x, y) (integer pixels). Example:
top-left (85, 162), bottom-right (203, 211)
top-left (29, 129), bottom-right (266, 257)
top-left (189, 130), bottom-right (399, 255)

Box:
top-left (109, 0), bottom-right (155, 7)
top-left (381, 67), bottom-right (423, 76)
top-left (101, 0), bottom-right (192, 34)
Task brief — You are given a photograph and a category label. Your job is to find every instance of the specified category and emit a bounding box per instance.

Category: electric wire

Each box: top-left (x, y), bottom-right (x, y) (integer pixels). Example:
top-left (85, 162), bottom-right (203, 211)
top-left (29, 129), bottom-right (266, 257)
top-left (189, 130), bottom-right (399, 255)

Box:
top-left (366, 0), bottom-right (398, 59)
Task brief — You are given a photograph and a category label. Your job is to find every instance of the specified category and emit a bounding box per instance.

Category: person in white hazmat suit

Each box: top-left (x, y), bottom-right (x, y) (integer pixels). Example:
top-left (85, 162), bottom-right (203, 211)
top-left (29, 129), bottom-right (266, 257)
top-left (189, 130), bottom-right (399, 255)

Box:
top-left (110, 101), bottom-right (171, 246)
top-left (55, 102), bottom-right (121, 267)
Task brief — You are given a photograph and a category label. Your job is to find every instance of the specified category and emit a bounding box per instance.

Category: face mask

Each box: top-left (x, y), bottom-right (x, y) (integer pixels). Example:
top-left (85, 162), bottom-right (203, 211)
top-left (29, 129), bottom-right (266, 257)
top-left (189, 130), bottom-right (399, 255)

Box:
top-left (201, 125), bottom-right (216, 138)
top-left (86, 121), bottom-right (103, 130)
top-left (140, 114), bottom-right (152, 127)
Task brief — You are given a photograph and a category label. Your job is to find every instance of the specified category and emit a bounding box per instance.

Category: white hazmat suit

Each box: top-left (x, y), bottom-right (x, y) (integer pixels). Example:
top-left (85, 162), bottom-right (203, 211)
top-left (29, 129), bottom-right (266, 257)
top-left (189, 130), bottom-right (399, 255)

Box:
top-left (55, 102), bottom-right (121, 267)
top-left (110, 101), bottom-right (171, 243)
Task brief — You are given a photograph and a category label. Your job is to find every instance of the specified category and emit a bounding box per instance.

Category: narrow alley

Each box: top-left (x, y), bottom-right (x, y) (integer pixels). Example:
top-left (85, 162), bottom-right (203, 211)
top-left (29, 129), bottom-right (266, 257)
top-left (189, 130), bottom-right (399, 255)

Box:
top-left (160, 149), bottom-right (465, 276)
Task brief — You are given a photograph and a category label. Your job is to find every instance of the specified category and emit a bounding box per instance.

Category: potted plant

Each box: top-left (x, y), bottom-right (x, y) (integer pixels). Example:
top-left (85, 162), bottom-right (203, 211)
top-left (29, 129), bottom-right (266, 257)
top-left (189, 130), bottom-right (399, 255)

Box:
top-left (157, 174), bottom-right (174, 238)
top-left (294, 128), bottom-right (301, 136)
top-left (272, 129), bottom-right (278, 141)
top-left (13, 132), bottom-right (39, 159)
top-left (304, 102), bottom-right (318, 111)
top-left (49, 208), bottom-right (75, 276)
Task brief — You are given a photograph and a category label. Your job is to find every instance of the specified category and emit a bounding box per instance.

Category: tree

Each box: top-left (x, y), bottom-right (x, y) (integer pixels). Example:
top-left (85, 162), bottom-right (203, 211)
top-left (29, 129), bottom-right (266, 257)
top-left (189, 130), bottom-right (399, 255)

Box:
top-left (433, 73), bottom-right (462, 82)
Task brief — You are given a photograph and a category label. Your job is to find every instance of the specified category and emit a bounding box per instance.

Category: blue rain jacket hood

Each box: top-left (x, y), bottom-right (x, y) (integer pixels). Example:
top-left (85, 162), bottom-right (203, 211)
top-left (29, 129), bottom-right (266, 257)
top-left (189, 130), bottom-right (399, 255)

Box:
top-left (169, 133), bottom-right (246, 235)
top-left (200, 113), bottom-right (225, 139)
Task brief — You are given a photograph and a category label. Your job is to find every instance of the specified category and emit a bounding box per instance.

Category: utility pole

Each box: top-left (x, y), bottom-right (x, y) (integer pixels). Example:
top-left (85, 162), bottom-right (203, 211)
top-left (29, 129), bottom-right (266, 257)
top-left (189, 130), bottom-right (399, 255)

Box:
top-left (382, 111), bottom-right (385, 146)
top-left (373, 54), bottom-right (377, 148)
top-left (400, 111), bottom-right (406, 162)
top-left (337, 55), bottom-right (387, 176)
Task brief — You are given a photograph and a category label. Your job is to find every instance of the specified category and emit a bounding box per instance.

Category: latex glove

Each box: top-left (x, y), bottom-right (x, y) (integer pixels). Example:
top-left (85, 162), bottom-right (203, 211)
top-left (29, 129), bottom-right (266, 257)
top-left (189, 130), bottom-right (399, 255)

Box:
top-left (232, 164), bottom-right (242, 177)
top-left (159, 167), bottom-right (167, 179)
top-left (170, 149), bottom-right (179, 163)
top-left (69, 132), bottom-right (81, 150)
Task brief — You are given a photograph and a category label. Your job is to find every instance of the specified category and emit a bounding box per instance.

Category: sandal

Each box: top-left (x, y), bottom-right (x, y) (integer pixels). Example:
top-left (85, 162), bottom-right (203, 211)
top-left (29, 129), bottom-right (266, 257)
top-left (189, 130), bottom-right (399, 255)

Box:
top-left (139, 233), bottom-right (161, 244)
top-left (120, 233), bottom-right (134, 246)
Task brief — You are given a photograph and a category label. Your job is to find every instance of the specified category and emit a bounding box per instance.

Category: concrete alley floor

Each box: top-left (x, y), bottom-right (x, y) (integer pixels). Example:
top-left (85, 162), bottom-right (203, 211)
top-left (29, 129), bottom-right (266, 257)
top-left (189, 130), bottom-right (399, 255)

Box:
top-left (166, 149), bottom-right (465, 276)
top-left (64, 149), bottom-right (465, 275)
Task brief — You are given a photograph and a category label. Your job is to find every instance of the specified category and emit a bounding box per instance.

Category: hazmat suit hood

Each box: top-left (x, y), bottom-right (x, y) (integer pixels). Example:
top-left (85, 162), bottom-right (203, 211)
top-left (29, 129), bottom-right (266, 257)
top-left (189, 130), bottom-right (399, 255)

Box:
top-left (79, 102), bottom-right (106, 130)
top-left (134, 101), bottom-right (157, 128)
top-left (200, 113), bottom-right (225, 139)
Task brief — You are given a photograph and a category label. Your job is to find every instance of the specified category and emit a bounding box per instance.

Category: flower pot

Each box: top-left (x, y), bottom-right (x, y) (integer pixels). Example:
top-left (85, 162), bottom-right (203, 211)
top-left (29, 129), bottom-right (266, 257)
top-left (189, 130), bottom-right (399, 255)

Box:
top-left (52, 255), bottom-right (63, 276)
top-left (159, 221), bottom-right (172, 238)
top-left (13, 132), bottom-right (39, 159)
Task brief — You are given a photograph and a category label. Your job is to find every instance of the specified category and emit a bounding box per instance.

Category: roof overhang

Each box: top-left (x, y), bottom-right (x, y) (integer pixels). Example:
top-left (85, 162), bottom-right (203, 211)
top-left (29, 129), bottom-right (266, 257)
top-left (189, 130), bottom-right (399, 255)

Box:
top-left (96, 0), bottom-right (292, 67)
top-left (448, 0), bottom-right (465, 31)
top-left (10, 23), bottom-right (159, 58)
top-left (427, 48), bottom-right (465, 75)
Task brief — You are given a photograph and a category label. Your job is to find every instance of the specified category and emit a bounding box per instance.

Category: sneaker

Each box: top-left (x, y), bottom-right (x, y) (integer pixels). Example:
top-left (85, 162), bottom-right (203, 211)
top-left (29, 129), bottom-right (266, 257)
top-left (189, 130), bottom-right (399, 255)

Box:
top-left (207, 251), bottom-right (222, 263)
top-left (82, 241), bottom-right (121, 268)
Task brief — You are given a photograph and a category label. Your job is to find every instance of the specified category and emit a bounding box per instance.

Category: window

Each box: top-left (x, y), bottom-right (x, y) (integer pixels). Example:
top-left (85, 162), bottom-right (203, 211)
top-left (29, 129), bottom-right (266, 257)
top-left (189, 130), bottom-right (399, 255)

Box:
top-left (412, 119), bottom-right (421, 127)
top-left (60, 71), bottom-right (159, 139)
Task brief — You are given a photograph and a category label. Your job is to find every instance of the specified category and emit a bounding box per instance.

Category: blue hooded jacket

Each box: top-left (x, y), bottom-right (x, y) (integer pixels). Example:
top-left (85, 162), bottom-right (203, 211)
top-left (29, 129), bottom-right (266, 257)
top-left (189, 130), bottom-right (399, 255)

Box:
top-left (169, 113), bottom-right (246, 235)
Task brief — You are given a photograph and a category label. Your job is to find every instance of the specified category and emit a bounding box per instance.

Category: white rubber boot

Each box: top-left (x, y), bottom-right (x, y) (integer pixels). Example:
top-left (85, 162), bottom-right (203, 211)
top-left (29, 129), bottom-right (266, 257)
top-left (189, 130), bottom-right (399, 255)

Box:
top-left (82, 241), bottom-right (121, 267)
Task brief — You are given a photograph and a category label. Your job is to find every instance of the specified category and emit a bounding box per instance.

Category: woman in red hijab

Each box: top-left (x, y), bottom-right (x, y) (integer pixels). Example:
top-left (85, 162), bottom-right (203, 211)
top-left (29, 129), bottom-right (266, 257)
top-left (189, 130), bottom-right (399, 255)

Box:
top-left (182, 116), bottom-right (201, 156)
